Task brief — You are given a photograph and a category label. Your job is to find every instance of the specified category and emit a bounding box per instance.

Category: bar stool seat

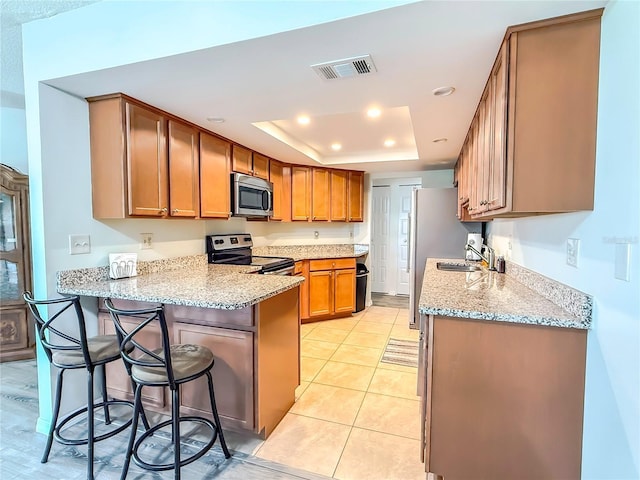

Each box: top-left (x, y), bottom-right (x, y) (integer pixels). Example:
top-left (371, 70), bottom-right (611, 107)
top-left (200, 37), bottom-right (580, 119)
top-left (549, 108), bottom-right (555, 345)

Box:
top-left (52, 335), bottom-right (122, 366)
top-left (133, 344), bottom-right (214, 383)
top-left (23, 292), bottom-right (138, 480)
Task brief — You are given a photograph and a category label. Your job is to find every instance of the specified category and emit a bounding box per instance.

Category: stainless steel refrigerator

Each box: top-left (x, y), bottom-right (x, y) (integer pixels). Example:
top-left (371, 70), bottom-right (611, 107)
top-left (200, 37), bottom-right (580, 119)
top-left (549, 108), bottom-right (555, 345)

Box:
top-left (408, 188), bottom-right (481, 327)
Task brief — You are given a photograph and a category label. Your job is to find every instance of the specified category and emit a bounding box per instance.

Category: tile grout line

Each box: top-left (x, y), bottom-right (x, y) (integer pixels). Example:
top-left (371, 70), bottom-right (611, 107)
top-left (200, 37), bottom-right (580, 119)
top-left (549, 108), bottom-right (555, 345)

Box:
top-left (296, 307), bottom-right (418, 479)
top-left (328, 309), bottom-right (399, 479)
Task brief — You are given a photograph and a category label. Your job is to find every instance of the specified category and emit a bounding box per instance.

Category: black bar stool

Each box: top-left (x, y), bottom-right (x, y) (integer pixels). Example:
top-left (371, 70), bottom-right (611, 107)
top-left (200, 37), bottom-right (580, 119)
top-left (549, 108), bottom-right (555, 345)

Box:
top-left (23, 292), bottom-right (137, 480)
top-left (104, 298), bottom-right (231, 480)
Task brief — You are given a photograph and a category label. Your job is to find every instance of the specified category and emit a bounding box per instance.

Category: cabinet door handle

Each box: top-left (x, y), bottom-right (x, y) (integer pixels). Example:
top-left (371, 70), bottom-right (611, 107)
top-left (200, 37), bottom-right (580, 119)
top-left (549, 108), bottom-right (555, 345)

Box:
top-left (160, 207), bottom-right (167, 214)
top-left (172, 209), bottom-right (180, 214)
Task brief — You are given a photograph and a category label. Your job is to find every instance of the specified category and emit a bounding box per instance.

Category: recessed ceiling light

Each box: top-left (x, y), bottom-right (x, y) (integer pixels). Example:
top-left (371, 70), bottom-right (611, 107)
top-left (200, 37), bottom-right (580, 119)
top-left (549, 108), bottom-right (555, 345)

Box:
top-left (384, 139), bottom-right (396, 147)
top-left (331, 143), bottom-right (342, 151)
top-left (297, 115), bottom-right (310, 125)
top-left (367, 108), bottom-right (381, 118)
top-left (432, 86), bottom-right (456, 97)
top-left (432, 137), bottom-right (448, 143)
top-left (206, 117), bottom-right (225, 123)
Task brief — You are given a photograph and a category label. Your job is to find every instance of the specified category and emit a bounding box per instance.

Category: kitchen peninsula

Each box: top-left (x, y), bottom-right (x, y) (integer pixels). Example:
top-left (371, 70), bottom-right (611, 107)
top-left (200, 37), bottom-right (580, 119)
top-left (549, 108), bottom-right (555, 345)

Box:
top-left (418, 258), bottom-right (591, 480)
top-left (57, 255), bottom-right (304, 438)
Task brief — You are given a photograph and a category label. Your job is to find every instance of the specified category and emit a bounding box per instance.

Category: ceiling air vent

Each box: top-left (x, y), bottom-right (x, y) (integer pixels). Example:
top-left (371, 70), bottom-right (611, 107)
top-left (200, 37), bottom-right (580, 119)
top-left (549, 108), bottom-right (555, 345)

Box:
top-left (311, 55), bottom-right (377, 80)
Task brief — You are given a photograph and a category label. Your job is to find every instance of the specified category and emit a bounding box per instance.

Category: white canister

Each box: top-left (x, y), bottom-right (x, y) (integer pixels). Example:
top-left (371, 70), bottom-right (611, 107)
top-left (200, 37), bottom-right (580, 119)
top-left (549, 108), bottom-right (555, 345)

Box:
top-left (466, 233), bottom-right (483, 260)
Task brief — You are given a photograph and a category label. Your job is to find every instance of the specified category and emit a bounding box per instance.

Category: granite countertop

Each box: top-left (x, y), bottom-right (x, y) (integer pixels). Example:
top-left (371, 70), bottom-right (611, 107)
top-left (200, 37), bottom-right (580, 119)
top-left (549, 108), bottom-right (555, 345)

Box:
top-left (252, 244), bottom-right (368, 261)
top-left (57, 257), bottom-right (304, 310)
top-left (419, 258), bottom-right (592, 329)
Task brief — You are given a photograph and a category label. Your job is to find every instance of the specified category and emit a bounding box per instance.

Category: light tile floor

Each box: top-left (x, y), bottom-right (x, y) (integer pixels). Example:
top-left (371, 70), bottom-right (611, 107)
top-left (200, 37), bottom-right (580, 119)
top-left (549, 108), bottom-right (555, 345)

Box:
top-left (254, 306), bottom-right (426, 480)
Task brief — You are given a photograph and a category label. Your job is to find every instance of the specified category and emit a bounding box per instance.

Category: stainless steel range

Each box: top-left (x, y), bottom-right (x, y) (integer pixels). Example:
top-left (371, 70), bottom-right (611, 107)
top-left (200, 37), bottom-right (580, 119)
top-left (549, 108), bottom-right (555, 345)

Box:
top-left (206, 234), bottom-right (295, 275)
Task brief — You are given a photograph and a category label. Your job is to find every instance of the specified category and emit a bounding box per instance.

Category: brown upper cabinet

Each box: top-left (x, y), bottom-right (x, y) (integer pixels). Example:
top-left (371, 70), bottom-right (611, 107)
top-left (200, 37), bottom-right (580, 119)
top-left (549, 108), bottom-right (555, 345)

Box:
top-left (291, 166), bottom-right (312, 221)
top-left (89, 94), bottom-right (201, 219)
top-left (88, 93), bottom-right (366, 223)
top-left (459, 9), bottom-right (602, 219)
top-left (232, 145), bottom-right (269, 180)
top-left (330, 170), bottom-right (348, 222)
top-left (168, 119), bottom-right (200, 218)
top-left (88, 95), bottom-right (169, 218)
top-left (292, 167), bottom-right (363, 223)
top-left (311, 168), bottom-right (330, 221)
top-left (200, 132), bottom-right (231, 219)
top-left (347, 171), bottom-right (364, 222)
top-left (252, 153), bottom-right (270, 180)
top-left (269, 159), bottom-right (291, 222)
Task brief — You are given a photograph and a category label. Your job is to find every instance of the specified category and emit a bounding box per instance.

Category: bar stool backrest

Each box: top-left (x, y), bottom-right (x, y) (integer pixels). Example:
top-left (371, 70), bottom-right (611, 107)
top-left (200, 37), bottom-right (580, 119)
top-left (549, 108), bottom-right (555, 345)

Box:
top-left (23, 291), bottom-right (92, 367)
top-left (103, 299), bottom-right (177, 388)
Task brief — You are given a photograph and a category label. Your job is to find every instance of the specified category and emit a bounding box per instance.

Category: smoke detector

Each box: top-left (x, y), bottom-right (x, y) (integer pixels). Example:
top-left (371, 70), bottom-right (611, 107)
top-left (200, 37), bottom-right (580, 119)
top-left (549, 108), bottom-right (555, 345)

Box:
top-left (312, 55), bottom-right (377, 80)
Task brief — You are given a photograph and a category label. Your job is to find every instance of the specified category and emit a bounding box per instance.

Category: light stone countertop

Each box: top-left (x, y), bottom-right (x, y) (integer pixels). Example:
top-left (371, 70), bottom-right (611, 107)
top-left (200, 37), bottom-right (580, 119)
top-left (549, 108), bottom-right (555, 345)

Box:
top-left (252, 244), bottom-right (368, 261)
top-left (419, 258), bottom-right (591, 329)
top-left (58, 262), bottom-right (304, 310)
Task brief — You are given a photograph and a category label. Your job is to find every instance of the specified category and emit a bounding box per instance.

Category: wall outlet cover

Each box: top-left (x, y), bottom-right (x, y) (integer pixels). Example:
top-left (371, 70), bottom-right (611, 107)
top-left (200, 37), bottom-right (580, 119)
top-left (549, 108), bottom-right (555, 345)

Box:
top-left (140, 233), bottom-right (153, 250)
top-left (614, 243), bottom-right (631, 281)
top-left (566, 238), bottom-right (579, 268)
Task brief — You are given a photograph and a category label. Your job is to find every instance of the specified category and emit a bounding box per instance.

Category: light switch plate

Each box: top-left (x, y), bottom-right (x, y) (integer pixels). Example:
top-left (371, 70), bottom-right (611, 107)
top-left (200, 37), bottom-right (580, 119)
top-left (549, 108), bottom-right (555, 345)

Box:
top-left (566, 238), bottom-right (579, 268)
top-left (69, 234), bottom-right (91, 255)
top-left (614, 243), bottom-right (630, 281)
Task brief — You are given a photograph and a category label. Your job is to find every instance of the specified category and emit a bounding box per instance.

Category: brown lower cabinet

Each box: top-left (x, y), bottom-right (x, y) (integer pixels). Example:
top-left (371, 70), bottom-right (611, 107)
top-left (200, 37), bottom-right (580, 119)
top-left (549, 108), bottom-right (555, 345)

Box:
top-left (98, 287), bottom-right (299, 438)
top-left (419, 314), bottom-right (587, 480)
top-left (300, 258), bottom-right (356, 322)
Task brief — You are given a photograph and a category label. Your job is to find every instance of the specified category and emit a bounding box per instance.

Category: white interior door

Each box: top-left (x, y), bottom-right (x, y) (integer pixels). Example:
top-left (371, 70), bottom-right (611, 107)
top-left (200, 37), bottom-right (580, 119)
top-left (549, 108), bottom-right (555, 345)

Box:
top-left (370, 186), bottom-right (391, 293)
top-left (396, 185), bottom-right (414, 295)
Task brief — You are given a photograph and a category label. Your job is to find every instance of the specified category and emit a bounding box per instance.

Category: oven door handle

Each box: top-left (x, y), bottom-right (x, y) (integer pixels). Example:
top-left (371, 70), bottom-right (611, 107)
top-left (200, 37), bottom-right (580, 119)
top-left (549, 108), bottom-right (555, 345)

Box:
top-left (262, 265), bottom-right (295, 276)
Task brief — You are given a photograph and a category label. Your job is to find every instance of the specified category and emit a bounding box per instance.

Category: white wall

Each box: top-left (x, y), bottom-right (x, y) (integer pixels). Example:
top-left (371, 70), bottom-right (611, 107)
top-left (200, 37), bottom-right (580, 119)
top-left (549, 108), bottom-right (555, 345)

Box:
top-left (1, 107), bottom-right (28, 173)
top-left (487, 2), bottom-right (639, 477)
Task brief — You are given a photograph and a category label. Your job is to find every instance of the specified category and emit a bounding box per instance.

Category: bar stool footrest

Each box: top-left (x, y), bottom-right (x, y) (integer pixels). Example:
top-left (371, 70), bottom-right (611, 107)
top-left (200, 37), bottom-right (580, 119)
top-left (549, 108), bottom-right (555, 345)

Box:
top-left (54, 399), bottom-right (134, 446)
top-left (132, 416), bottom-right (219, 472)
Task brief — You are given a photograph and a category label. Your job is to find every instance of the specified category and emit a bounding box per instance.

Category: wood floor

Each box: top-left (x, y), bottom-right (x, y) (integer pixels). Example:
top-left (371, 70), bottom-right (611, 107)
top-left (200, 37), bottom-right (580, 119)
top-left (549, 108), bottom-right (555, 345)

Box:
top-left (371, 293), bottom-right (410, 309)
top-left (0, 359), bottom-right (328, 480)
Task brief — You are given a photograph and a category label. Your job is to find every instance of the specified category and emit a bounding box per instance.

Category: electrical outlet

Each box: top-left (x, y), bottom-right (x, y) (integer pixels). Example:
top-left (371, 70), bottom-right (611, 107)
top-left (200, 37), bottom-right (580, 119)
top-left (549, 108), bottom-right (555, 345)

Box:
top-left (614, 243), bottom-right (630, 281)
top-left (566, 238), bottom-right (579, 267)
top-left (69, 234), bottom-right (91, 255)
top-left (314, 231), bottom-right (319, 239)
top-left (140, 233), bottom-right (153, 250)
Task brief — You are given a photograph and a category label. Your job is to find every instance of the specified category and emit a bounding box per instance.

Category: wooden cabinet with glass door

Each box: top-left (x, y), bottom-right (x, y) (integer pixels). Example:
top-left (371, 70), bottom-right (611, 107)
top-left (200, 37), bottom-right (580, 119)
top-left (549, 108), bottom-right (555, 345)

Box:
top-left (0, 164), bottom-right (33, 362)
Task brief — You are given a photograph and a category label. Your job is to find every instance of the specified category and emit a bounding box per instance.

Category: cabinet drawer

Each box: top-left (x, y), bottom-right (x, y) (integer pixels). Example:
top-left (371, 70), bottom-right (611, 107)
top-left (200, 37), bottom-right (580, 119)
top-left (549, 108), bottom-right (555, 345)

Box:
top-left (310, 258), bottom-right (356, 271)
top-left (167, 304), bottom-right (254, 329)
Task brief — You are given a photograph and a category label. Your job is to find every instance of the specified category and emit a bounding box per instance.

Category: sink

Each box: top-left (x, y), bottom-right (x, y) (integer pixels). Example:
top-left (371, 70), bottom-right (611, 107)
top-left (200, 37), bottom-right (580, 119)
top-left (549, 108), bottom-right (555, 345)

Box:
top-left (436, 262), bottom-right (482, 272)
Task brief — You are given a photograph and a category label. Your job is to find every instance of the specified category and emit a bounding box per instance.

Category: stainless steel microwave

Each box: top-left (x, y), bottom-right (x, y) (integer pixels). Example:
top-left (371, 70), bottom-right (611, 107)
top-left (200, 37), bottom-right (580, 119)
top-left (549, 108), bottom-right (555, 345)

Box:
top-left (231, 172), bottom-right (273, 217)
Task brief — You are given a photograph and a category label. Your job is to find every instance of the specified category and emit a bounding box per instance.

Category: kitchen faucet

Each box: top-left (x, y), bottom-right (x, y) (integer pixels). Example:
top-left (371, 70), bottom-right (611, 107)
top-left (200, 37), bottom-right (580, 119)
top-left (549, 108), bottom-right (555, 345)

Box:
top-left (465, 243), bottom-right (497, 271)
